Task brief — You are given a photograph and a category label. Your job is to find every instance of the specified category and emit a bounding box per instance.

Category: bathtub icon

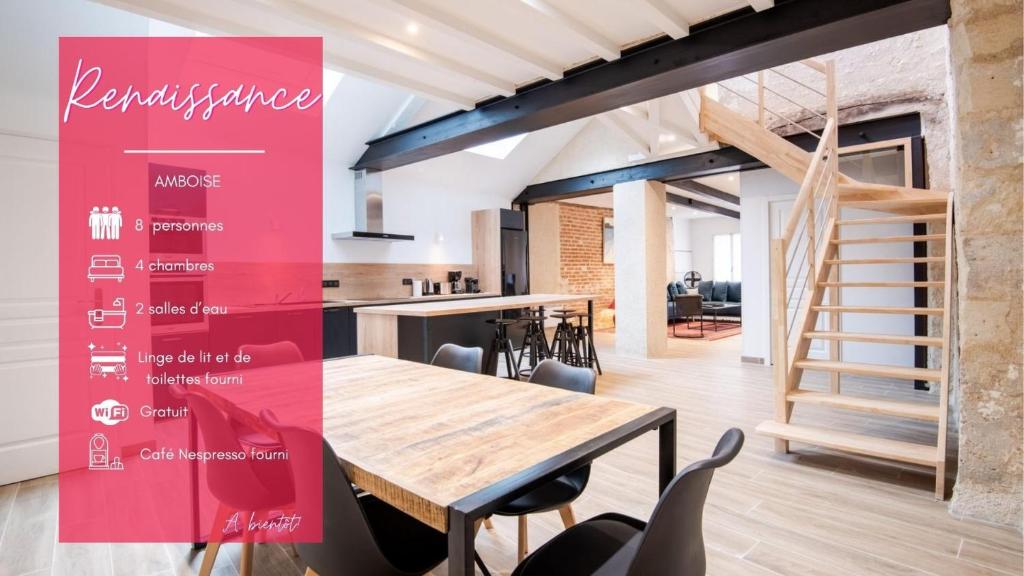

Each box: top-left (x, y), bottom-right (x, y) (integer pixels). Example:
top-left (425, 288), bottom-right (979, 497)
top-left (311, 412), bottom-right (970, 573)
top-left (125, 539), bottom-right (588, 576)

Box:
top-left (88, 297), bottom-right (126, 330)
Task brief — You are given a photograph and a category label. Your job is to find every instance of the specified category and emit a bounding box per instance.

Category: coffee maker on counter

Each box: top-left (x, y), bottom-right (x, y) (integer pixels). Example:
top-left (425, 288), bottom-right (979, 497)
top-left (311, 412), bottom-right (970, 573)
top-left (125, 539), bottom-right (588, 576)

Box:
top-left (447, 271), bottom-right (463, 294)
top-left (464, 277), bottom-right (480, 293)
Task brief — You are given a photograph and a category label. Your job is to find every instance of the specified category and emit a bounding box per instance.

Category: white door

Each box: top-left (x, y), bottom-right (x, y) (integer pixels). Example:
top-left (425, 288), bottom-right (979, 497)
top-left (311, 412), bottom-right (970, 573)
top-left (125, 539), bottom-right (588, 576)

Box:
top-left (0, 132), bottom-right (59, 485)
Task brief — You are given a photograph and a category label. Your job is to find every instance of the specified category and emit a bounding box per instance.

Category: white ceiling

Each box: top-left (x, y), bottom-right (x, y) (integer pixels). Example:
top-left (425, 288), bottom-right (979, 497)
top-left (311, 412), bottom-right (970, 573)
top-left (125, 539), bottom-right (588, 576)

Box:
top-left (97, 0), bottom-right (773, 111)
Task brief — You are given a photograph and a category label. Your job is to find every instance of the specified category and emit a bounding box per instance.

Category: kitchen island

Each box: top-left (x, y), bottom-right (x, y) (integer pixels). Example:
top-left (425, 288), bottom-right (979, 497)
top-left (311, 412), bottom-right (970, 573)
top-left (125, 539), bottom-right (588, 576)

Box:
top-left (355, 294), bottom-right (595, 373)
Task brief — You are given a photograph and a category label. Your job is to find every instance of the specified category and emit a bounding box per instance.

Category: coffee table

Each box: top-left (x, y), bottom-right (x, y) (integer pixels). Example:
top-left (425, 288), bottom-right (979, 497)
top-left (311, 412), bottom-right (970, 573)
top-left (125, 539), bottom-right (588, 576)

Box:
top-left (701, 302), bottom-right (741, 331)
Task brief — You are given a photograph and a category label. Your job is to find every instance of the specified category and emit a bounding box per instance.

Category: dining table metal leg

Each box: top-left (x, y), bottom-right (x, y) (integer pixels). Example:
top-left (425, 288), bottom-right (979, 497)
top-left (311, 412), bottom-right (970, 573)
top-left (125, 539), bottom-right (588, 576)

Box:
top-left (190, 411), bottom-right (205, 550)
top-left (448, 509), bottom-right (475, 576)
top-left (587, 299), bottom-right (602, 375)
top-left (658, 415), bottom-right (677, 495)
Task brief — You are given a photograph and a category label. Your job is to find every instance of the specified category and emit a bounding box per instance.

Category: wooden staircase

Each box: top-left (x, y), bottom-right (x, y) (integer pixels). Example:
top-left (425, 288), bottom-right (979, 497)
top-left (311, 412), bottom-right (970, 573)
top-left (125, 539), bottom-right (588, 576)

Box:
top-left (698, 60), bottom-right (954, 499)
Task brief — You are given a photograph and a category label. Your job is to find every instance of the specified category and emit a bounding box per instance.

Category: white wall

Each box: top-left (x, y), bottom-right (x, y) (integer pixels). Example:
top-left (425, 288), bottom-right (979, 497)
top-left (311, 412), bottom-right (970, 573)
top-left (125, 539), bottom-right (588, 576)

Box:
top-left (688, 217), bottom-right (740, 281)
top-left (740, 168), bottom-right (915, 366)
top-left (739, 169), bottom-right (792, 362)
top-left (670, 216), bottom-right (692, 282)
top-left (532, 118), bottom-right (644, 183)
top-left (323, 118), bottom-right (585, 264)
top-left (0, 0), bottom-right (151, 484)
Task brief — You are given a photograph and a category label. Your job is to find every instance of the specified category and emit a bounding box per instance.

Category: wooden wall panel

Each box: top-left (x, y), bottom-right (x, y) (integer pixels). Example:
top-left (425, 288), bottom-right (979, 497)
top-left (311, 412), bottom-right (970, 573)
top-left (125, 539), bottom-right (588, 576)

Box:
top-left (322, 263), bottom-right (479, 300)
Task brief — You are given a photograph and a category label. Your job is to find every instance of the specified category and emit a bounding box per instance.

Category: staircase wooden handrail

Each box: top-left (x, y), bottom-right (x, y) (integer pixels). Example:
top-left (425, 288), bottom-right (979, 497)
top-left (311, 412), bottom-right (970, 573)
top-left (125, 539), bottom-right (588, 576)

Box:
top-left (780, 118), bottom-right (835, 248)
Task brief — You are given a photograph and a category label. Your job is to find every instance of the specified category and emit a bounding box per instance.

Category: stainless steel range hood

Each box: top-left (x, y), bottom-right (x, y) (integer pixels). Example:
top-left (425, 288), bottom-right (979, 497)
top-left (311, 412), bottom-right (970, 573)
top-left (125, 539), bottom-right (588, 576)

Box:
top-left (332, 169), bottom-right (415, 241)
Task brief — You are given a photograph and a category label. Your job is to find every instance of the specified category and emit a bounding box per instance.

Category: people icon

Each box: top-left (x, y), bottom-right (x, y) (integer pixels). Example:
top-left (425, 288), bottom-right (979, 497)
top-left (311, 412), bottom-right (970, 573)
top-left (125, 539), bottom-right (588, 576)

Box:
top-left (89, 207), bottom-right (102, 239)
top-left (109, 207), bottom-right (122, 239)
top-left (89, 205), bottom-right (123, 240)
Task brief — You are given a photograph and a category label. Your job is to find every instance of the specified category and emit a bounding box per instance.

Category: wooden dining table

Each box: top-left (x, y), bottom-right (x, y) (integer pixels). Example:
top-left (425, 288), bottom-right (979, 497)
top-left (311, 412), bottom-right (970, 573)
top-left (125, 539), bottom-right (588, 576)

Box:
top-left (191, 355), bottom-right (677, 575)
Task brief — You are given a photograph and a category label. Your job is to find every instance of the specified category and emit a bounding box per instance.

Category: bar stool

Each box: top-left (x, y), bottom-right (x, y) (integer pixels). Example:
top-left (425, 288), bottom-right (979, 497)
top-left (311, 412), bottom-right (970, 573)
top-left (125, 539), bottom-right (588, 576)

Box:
top-left (516, 309), bottom-right (551, 377)
top-left (485, 317), bottom-right (520, 380)
top-left (569, 312), bottom-right (602, 374)
top-left (549, 310), bottom-right (582, 366)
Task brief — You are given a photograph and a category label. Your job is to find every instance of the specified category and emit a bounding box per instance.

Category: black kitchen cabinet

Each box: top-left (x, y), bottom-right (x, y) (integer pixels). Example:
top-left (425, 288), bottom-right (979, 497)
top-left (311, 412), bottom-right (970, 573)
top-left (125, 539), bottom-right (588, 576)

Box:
top-left (323, 306), bottom-right (356, 359)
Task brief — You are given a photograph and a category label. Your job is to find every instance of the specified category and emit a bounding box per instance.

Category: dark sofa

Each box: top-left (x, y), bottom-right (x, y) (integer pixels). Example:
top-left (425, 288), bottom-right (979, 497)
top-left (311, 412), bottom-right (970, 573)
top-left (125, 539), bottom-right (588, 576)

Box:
top-left (667, 280), bottom-right (741, 320)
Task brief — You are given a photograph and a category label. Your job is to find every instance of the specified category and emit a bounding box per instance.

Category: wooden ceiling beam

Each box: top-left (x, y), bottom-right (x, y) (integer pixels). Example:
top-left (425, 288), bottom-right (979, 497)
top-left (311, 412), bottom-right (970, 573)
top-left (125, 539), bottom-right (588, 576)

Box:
top-left (267, 0), bottom-right (516, 96)
top-left (635, 0), bottom-right (690, 39)
top-left (356, 0), bottom-right (949, 171)
top-left (517, 0), bottom-right (620, 62)
top-left (92, 0), bottom-right (480, 109)
top-left (666, 189), bottom-right (740, 219)
top-left (377, 0), bottom-right (564, 81)
top-left (514, 113), bottom-right (923, 205)
top-left (664, 178), bottom-right (740, 206)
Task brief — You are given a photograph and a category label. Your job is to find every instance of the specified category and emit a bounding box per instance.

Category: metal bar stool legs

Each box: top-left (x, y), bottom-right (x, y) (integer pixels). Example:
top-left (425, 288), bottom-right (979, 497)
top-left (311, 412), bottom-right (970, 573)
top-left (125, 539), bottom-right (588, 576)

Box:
top-left (486, 316), bottom-right (520, 380)
top-left (516, 310), bottom-right (550, 378)
top-left (550, 311), bottom-right (583, 367)
top-left (571, 312), bottom-right (602, 374)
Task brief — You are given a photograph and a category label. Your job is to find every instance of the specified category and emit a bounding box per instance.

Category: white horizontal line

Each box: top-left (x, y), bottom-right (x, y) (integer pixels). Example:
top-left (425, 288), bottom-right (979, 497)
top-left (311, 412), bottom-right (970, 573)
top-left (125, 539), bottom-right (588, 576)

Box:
top-left (123, 149), bottom-right (265, 154)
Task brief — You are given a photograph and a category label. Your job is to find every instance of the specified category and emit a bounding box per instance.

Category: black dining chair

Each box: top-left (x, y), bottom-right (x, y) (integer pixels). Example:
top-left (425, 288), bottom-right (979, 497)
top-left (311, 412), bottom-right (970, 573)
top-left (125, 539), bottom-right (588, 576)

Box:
top-left (490, 359), bottom-right (597, 563)
top-left (511, 428), bottom-right (745, 576)
top-left (431, 343), bottom-right (484, 374)
top-left (170, 386), bottom-right (295, 576)
top-left (261, 410), bottom-right (449, 576)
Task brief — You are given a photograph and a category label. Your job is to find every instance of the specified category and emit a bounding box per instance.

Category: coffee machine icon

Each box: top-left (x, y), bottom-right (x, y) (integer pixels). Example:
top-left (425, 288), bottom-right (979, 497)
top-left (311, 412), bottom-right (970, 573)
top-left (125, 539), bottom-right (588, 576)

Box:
top-left (88, 433), bottom-right (124, 471)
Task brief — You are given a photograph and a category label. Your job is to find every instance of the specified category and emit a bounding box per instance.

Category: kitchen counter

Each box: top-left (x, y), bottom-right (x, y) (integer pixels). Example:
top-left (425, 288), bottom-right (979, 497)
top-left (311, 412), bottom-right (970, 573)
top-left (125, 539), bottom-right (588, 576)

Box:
top-left (354, 293), bottom-right (595, 317)
top-left (216, 291), bottom-right (500, 313)
top-left (355, 294), bottom-right (597, 373)
top-left (331, 291), bottom-right (499, 307)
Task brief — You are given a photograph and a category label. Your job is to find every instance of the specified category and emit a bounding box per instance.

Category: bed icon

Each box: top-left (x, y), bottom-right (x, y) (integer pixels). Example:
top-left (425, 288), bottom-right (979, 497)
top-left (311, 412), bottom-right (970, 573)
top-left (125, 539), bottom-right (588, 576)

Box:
top-left (88, 254), bottom-right (124, 282)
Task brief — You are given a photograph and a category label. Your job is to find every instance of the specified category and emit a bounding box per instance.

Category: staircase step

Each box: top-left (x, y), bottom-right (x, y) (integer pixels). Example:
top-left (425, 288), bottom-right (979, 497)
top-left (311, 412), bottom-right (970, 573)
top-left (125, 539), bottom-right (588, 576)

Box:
top-left (832, 234), bottom-right (945, 245)
top-left (839, 199), bottom-right (947, 212)
top-left (824, 257), bottom-right (945, 265)
top-left (814, 305), bottom-right (944, 316)
top-left (756, 421), bottom-right (939, 467)
top-left (836, 213), bottom-right (946, 226)
top-left (836, 182), bottom-right (947, 198)
top-left (794, 359), bottom-right (942, 382)
top-left (818, 281), bottom-right (944, 288)
top-left (787, 390), bottom-right (940, 421)
top-left (804, 331), bottom-right (943, 347)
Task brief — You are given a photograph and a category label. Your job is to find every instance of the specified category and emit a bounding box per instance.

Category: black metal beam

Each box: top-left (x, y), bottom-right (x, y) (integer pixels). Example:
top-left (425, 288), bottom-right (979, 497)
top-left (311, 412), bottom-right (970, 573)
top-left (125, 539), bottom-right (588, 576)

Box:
top-left (664, 179), bottom-right (740, 205)
top-left (515, 113), bottom-right (921, 205)
top-left (667, 193), bottom-right (740, 219)
top-left (354, 0), bottom-right (949, 171)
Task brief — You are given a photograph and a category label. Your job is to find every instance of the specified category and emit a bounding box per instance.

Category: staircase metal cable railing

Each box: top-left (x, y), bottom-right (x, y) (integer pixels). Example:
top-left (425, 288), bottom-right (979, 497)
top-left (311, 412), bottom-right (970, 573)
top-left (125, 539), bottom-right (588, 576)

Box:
top-left (707, 59), bottom-right (840, 378)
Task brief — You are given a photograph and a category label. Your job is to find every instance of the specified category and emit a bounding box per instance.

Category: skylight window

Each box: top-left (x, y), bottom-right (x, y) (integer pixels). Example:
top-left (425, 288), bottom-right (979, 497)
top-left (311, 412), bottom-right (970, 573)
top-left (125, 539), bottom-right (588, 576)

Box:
top-left (465, 134), bottom-right (527, 160)
top-left (323, 68), bottom-right (344, 102)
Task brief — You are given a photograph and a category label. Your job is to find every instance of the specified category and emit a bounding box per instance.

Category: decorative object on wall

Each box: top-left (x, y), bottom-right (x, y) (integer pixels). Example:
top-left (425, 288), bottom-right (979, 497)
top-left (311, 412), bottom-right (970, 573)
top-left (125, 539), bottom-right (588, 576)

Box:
top-left (602, 216), bottom-right (614, 264)
top-left (684, 270), bottom-right (702, 288)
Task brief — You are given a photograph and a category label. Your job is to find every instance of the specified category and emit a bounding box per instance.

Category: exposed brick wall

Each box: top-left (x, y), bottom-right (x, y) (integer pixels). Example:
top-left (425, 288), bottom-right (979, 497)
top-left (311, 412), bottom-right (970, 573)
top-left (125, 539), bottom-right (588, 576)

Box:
top-left (558, 203), bottom-right (616, 329)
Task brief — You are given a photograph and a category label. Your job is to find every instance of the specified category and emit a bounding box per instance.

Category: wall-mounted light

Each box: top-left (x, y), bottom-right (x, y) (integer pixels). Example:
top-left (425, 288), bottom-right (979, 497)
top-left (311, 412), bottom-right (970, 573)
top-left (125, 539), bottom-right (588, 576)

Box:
top-left (405, 22), bottom-right (419, 34)
top-left (434, 232), bottom-right (445, 244)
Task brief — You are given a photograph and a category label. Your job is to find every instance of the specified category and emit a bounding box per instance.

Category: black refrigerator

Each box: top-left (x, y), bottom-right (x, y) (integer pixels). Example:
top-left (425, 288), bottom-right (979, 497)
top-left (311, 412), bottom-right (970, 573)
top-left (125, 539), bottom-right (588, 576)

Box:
top-left (500, 209), bottom-right (528, 296)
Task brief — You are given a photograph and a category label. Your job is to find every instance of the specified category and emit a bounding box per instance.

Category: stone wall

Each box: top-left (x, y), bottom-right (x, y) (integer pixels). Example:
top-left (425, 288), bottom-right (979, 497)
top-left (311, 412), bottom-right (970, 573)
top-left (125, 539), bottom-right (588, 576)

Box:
top-left (946, 0), bottom-right (1023, 529)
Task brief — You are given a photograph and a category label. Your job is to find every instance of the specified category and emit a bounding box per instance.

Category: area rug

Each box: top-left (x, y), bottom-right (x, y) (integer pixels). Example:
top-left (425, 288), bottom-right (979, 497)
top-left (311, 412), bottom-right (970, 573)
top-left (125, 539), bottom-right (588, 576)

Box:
top-left (667, 320), bottom-right (742, 341)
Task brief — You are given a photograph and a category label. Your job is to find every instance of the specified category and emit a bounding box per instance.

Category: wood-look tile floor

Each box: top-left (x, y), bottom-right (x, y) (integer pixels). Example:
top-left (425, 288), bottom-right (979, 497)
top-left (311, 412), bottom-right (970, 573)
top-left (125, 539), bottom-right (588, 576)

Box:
top-left (2, 333), bottom-right (1021, 576)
